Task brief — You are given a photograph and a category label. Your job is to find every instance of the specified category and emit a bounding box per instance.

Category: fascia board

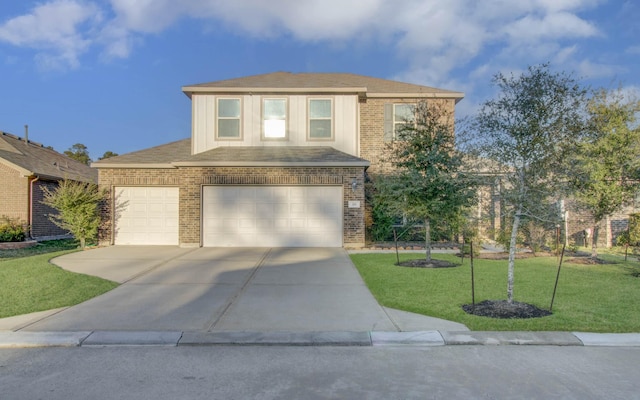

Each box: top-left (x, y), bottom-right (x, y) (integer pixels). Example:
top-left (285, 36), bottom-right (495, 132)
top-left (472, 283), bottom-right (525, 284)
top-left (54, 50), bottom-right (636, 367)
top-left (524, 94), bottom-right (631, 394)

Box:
top-left (91, 163), bottom-right (177, 169)
top-left (182, 86), bottom-right (368, 97)
top-left (172, 161), bottom-right (371, 167)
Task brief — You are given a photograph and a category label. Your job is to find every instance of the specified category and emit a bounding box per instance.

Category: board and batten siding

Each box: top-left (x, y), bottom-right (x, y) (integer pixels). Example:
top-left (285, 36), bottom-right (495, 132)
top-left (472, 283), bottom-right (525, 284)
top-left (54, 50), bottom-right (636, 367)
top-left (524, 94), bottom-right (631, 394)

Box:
top-left (191, 94), bottom-right (358, 156)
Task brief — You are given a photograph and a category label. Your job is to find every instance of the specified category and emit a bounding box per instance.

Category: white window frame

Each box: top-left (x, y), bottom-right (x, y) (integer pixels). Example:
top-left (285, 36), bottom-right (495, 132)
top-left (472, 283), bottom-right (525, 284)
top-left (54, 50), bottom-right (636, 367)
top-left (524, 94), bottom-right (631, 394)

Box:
top-left (308, 98), bottom-right (334, 140)
top-left (262, 98), bottom-right (288, 140)
top-left (216, 97), bottom-right (242, 140)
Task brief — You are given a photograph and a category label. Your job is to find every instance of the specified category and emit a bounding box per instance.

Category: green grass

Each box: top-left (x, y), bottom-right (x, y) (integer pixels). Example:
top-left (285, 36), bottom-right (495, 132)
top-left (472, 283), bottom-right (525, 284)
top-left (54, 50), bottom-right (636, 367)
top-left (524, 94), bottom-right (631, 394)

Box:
top-left (0, 249), bottom-right (118, 318)
top-left (0, 239), bottom-right (80, 260)
top-left (351, 252), bottom-right (640, 332)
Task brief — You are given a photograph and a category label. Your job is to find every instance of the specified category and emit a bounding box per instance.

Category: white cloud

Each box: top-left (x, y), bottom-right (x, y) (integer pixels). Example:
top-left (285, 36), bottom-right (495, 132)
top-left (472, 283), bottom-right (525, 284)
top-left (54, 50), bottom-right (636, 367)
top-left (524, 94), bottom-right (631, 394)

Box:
top-left (0, 0), bottom-right (101, 69)
top-left (0, 0), bottom-right (610, 83)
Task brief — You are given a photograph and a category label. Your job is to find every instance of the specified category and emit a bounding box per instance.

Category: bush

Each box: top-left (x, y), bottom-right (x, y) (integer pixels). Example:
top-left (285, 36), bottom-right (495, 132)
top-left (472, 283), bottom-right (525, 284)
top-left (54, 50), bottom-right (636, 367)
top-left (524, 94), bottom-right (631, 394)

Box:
top-left (0, 217), bottom-right (27, 242)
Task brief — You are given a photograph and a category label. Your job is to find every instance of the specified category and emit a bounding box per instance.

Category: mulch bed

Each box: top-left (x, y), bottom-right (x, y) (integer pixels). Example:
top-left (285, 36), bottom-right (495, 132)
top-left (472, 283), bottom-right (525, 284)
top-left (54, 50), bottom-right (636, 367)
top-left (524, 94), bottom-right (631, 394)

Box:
top-left (397, 259), bottom-right (458, 268)
top-left (462, 300), bottom-right (552, 319)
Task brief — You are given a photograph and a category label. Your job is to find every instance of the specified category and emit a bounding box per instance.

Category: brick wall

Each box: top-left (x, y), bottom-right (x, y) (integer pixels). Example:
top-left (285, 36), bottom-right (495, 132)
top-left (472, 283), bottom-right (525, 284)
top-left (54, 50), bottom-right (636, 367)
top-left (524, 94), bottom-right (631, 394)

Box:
top-left (31, 180), bottom-right (70, 238)
top-left (564, 198), bottom-right (638, 248)
top-left (98, 166), bottom-right (366, 247)
top-left (0, 163), bottom-right (28, 222)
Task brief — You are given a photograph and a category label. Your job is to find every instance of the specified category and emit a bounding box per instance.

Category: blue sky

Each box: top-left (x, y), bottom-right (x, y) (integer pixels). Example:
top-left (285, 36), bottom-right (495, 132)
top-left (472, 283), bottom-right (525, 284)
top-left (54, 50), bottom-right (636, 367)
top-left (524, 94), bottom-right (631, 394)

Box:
top-left (1, 0), bottom-right (638, 160)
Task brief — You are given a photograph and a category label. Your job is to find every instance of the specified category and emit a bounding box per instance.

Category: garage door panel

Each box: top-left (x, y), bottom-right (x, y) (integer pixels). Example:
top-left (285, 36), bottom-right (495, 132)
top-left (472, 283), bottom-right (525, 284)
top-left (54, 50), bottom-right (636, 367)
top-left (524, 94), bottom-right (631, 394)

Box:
top-left (114, 187), bottom-right (179, 245)
top-left (203, 186), bottom-right (342, 247)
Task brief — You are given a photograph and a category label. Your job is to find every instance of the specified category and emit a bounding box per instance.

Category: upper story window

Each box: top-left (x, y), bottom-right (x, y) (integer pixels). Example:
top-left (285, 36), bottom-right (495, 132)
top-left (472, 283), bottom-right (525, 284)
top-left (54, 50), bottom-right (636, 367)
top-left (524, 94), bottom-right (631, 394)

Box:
top-left (384, 103), bottom-right (416, 142)
top-left (393, 104), bottom-right (415, 136)
top-left (308, 98), bottom-right (333, 140)
top-left (217, 98), bottom-right (241, 139)
top-left (263, 98), bottom-right (287, 139)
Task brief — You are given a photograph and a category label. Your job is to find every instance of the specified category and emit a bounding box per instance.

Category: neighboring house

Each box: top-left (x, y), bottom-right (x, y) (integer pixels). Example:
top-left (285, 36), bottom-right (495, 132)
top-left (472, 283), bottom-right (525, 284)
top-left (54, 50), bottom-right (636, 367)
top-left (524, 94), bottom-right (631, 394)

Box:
top-left (92, 72), bottom-right (464, 248)
top-left (0, 131), bottom-right (98, 240)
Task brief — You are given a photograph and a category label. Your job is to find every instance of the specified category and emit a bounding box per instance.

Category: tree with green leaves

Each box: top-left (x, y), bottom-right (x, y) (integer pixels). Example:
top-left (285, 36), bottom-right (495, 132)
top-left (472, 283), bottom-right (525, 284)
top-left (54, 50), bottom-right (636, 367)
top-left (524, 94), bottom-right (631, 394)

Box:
top-left (99, 151), bottom-right (119, 160)
top-left (377, 100), bottom-right (476, 262)
top-left (570, 88), bottom-right (640, 258)
top-left (467, 64), bottom-right (588, 303)
top-left (42, 179), bottom-right (106, 248)
top-left (64, 143), bottom-right (91, 165)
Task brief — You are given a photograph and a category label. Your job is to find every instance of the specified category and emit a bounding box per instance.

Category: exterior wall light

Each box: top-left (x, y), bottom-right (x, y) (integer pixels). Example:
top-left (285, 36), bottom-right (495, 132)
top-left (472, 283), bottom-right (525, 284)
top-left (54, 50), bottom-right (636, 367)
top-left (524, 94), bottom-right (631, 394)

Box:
top-left (352, 178), bottom-right (357, 192)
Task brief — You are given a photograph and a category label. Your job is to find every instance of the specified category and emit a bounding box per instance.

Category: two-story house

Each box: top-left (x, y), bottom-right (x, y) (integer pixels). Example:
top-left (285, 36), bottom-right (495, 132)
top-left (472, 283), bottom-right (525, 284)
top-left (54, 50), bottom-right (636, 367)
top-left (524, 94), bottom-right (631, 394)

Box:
top-left (93, 72), bottom-right (464, 248)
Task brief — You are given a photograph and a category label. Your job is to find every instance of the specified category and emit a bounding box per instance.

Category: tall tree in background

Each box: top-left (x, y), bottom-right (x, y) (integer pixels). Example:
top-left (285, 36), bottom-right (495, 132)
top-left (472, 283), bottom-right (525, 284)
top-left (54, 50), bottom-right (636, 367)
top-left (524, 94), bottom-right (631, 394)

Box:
top-left (64, 143), bottom-right (91, 165)
top-left (467, 64), bottom-right (587, 303)
top-left (99, 151), bottom-right (119, 160)
top-left (377, 101), bottom-right (476, 262)
top-left (570, 88), bottom-right (640, 258)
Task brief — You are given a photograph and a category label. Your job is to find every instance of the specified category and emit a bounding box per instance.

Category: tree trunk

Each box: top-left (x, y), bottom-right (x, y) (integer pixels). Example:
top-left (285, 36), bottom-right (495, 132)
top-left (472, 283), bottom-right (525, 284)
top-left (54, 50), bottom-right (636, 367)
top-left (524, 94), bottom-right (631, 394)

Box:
top-left (425, 218), bottom-right (432, 263)
top-left (591, 224), bottom-right (600, 259)
top-left (79, 237), bottom-right (86, 249)
top-left (507, 211), bottom-right (521, 304)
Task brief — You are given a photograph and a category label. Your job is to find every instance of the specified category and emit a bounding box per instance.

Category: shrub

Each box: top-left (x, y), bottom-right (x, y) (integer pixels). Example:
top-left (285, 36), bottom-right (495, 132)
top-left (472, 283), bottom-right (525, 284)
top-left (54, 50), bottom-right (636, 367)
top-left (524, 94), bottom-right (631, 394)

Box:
top-left (0, 217), bottom-right (27, 242)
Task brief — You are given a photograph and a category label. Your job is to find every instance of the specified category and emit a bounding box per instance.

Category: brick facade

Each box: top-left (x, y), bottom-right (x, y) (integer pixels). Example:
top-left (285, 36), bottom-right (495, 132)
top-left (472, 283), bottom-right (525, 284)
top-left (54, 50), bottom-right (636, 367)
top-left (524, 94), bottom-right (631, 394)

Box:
top-left (0, 162), bottom-right (28, 222)
top-left (0, 163), bottom-right (68, 239)
top-left (98, 166), bottom-right (366, 247)
top-left (31, 180), bottom-right (70, 238)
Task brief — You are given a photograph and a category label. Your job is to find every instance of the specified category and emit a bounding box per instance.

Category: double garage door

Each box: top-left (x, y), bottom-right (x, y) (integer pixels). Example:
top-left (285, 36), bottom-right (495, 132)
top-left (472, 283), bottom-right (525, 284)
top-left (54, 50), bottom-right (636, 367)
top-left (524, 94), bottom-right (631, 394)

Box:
top-left (114, 186), bottom-right (343, 247)
top-left (203, 186), bottom-right (343, 247)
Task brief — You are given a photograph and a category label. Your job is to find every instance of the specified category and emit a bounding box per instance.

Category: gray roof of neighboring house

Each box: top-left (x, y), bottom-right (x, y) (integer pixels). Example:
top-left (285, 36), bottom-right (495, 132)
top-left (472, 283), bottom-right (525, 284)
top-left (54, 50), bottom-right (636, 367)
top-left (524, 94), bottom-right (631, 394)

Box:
top-left (92, 138), bottom-right (369, 168)
top-left (182, 72), bottom-right (464, 101)
top-left (0, 131), bottom-right (97, 182)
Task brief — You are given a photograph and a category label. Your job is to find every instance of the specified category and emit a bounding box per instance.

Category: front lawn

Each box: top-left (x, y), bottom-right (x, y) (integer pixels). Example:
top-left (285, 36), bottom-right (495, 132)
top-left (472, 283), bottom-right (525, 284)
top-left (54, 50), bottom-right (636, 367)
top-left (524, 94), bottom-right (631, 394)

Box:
top-left (0, 250), bottom-right (118, 318)
top-left (351, 252), bottom-right (640, 332)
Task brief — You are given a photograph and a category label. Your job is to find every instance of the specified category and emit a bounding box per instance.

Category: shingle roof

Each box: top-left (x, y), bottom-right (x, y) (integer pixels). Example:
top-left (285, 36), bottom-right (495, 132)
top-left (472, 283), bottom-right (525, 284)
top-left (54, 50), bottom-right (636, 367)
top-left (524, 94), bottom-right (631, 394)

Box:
top-left (91, 138), bottom-right (192, 167)
top-left (92, 138), bottom-right (369, 168)
top-left (0, 131), bottom-right (97, 182)
top-left (183, 72), bottom-right (464, 100)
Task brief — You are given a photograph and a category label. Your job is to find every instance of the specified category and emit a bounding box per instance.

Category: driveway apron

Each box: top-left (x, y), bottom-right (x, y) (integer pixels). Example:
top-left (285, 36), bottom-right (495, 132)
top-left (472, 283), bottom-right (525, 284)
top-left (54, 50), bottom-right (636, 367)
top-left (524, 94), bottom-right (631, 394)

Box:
top-left (21, 247), bottom-right (398, 332)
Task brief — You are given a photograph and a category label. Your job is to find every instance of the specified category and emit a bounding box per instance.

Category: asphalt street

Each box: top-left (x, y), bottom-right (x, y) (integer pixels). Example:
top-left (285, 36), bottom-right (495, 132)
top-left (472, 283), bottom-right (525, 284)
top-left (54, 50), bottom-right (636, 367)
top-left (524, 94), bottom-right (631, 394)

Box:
top-left (1, 345), bottom-right (638, 399)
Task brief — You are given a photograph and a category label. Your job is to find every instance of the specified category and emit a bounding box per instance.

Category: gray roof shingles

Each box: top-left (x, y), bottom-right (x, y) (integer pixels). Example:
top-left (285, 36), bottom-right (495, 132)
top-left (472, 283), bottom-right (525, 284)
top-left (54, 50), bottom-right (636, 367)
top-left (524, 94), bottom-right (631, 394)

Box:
top-left (183, 72), bottom-right (463, 97)
top-left (92, 138), bottom-right (369, 167)
top-left (0, 132), bottom-right (97, 182)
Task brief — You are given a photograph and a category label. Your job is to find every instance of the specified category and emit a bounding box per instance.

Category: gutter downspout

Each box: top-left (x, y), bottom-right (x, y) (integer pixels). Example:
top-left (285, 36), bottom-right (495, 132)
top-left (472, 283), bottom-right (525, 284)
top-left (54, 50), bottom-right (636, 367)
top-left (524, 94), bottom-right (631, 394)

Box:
top-left (29, 176), bottom-right (39, 239)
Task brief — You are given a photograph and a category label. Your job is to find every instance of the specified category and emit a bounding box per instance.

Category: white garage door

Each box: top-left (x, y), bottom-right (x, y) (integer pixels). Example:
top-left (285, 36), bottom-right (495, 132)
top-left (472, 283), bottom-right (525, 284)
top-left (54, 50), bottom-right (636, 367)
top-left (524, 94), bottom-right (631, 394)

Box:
top-left (114, 187), bottom-right (179, 245)
top-left (202, 186), bottom-right (343, 247)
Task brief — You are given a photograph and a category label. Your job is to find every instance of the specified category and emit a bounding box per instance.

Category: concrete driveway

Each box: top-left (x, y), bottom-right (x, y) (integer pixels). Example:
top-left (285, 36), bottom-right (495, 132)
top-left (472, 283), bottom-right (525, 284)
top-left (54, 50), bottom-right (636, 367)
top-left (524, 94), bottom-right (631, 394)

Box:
top-left (7, 246), bottom-right (467, 333)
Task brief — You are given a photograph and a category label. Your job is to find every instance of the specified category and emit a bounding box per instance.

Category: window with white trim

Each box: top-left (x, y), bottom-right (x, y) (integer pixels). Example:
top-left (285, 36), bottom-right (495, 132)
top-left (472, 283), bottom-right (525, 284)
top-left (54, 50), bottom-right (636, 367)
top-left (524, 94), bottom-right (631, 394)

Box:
top-left (308, 98), bottom-right (333, 139)
top-left (263, 98), bottom-right (287, 139)
top-left (217, 98), bottom-right (241, 139)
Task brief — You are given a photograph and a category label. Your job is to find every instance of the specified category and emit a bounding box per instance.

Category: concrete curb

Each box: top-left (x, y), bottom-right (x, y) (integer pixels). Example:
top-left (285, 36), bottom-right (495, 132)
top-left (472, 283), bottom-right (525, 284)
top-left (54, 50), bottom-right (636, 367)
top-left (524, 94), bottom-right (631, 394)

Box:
top-left (2, 330), bottom-right (640, 348)
top-left (0, 331), bottom-right (92, 348)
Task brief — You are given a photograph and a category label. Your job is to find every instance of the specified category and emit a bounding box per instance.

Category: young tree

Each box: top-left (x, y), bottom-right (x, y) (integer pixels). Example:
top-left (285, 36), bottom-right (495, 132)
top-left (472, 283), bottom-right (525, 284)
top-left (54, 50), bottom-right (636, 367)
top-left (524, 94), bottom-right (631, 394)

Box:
top-left (42, 179), bottom-right (106, 248)
top-left (64, 143), bottom-right (91, 165)
top-left (570, 88), bottom-right (640, 258)
top-left (377, 101), bottom-right (476, 262)
top-left (467, 64), bottom-right (588, 303)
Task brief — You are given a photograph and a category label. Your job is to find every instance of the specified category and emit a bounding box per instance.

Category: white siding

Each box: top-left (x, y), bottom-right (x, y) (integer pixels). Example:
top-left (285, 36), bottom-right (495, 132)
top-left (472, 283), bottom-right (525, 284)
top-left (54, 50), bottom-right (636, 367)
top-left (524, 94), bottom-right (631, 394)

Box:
top-left (191, 94), bottom-right (358, 155)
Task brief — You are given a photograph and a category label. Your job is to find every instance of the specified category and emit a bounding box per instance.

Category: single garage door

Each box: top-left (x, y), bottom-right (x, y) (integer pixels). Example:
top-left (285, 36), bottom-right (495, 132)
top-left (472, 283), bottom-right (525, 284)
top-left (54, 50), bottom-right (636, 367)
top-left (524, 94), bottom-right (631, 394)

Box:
top-left (114, 187), bottom-right (179, 245)
top-left (202, 186), bottom-right (343, 247)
